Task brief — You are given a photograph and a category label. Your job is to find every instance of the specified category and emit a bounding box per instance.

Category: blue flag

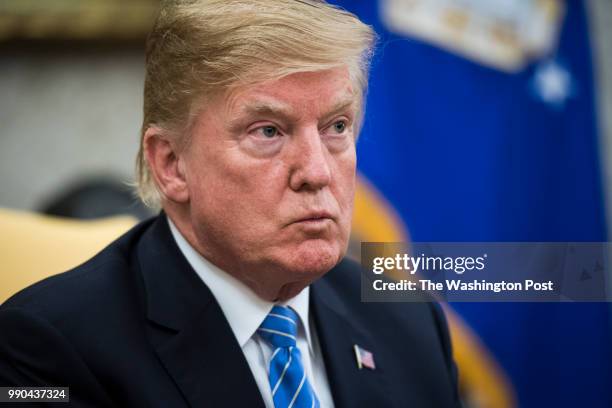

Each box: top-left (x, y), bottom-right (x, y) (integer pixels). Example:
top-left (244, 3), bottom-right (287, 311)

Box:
top-left (332, 0), bottom-right (612, 406)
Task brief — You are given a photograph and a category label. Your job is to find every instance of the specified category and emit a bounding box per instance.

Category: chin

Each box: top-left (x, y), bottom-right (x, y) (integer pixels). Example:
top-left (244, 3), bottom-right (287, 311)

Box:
top-left (285, 239), bottom-right (344, 277)
top-left (265, 239), bottom-right (347, 302)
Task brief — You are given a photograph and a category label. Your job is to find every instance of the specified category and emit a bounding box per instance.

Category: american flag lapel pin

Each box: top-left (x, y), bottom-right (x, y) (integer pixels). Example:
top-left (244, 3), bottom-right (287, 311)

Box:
top-left (353, 344), bottom-right (376, 370)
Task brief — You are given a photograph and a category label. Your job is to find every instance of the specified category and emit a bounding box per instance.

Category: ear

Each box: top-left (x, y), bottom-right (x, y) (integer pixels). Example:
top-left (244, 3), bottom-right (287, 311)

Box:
top-left (143, 126), bottom-right (189, 203)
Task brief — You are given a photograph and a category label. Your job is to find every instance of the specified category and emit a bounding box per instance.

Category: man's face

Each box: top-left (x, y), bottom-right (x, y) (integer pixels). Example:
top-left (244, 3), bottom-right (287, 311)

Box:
top-left (179, 67), bottom-right (357, 300)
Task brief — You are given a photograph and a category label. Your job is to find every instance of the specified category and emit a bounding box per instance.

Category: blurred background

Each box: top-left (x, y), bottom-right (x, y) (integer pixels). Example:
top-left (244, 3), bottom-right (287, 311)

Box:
top-left (1, 0), bottom-right (611, 407)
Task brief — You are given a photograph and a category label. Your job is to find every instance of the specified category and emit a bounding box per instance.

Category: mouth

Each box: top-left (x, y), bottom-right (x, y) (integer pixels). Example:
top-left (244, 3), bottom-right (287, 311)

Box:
top-left (292, 211), bottom-right (335, 225)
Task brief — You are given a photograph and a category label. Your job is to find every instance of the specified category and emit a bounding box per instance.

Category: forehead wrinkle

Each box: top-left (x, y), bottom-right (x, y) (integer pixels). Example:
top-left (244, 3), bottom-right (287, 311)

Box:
top-left (222, 76), bottom-right (358, 130)
top-left (222, 88), bottom-right (300, 126)
top-left (246, 86), bottom-right (356, 115)
top-left (242, 99), bottom-right (298, 120)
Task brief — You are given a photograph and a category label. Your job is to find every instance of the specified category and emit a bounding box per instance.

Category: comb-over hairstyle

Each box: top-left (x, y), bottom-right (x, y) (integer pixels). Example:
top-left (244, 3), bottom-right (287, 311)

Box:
top-left (136, 0), bottom-right (376, 207)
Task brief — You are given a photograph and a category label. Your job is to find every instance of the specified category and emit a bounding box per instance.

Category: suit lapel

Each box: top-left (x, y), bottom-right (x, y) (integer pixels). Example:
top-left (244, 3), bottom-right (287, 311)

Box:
top-left (138, 215), bottom-right (265, 408)
top-left (311, 266), bottom-right (395, 408)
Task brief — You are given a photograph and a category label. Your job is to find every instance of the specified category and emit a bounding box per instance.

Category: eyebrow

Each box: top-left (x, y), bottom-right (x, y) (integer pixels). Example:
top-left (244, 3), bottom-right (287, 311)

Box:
top-left (241, 100), bottom-right (296, 120)
top-left (230, 96), bottom-right (356, 127)
top-left (323, 98), bottom-right (357, 121)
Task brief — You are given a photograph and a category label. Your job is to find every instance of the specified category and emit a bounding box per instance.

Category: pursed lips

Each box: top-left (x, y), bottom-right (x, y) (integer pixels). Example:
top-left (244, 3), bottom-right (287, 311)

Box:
top-left (291, 210), bottom-right (335, 224)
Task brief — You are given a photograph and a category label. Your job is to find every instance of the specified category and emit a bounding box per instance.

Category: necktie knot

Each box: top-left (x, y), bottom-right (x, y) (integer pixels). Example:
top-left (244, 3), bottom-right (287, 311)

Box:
top-left (258, 305), bottom-right (299, 348)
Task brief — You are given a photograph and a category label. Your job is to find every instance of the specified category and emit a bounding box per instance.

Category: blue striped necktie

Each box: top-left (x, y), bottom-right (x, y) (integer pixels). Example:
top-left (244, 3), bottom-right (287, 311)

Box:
top-left (257, 305), bottom-right (320, 408)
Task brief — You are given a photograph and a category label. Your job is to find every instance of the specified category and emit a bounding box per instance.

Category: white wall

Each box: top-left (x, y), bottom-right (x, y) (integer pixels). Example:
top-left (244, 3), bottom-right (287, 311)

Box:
top-left (0, 49), bottom-right (144, 210)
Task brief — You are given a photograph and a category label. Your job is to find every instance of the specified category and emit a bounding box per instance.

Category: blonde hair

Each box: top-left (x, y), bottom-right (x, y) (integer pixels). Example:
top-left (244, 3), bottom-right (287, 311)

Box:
top-left (136, 0), bottom-right (376, 207)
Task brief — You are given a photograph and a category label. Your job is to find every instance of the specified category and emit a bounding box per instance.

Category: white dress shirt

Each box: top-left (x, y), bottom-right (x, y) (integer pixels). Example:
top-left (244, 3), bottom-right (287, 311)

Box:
top-left (168, 219), bottom-right (335, 408)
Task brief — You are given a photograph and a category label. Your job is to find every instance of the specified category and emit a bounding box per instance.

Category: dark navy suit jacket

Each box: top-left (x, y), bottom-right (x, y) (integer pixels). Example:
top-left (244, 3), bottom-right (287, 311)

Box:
top-left (0, 215), bottom-right (460, 407)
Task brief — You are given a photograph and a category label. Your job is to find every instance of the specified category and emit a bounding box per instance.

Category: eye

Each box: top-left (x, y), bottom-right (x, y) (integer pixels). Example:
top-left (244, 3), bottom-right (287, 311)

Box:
top-left (330, 120), bottom-right (348, 134)
top-left (258, 125), bottom-right (279, 138)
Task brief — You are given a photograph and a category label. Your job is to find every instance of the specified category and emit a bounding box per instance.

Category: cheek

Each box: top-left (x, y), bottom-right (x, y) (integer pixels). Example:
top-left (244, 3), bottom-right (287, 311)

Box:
top-left (334, 149), bottom-right (357, 210)
top-left (187, 150), bottom-right (287, 225)
top-left (328, 150), bottom-right (356, 245)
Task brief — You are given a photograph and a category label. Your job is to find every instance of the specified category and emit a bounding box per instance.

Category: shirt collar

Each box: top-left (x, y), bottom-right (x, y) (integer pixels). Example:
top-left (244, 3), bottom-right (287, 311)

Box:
top-left (167, 217), bottom-right (313, 353)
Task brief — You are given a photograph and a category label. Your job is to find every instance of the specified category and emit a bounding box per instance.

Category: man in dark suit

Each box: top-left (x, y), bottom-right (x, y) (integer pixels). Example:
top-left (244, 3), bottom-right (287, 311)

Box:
top-left (0, 1), bottom-right (460, 406)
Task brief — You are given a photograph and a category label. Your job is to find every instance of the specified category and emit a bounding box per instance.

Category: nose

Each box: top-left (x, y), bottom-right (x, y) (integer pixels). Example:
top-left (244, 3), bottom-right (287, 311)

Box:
top-left (288, 126), bottom-right (332, 192)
